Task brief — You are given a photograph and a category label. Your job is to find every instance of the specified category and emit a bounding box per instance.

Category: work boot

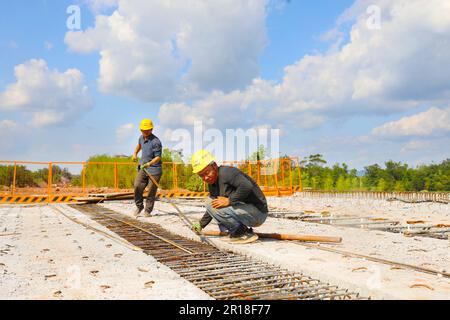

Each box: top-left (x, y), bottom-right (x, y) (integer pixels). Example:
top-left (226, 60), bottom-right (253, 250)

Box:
top-left (229, 223), bottom-right (247, 236)
top-left (230, 230), bottom-right (259, 244)
top-left (142, 210), bottom-right (152, 217)
top-left (133, 207), bottom-right (143, 217)
top-left (221, 224), bottom-right (245, 242)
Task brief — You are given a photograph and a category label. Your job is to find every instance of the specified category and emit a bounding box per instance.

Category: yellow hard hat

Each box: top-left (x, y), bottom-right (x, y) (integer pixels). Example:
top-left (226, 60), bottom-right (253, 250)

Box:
top-left (191, 149), bottom-right (215, 173)
top-left (139, 118), bottom-right (154, 130)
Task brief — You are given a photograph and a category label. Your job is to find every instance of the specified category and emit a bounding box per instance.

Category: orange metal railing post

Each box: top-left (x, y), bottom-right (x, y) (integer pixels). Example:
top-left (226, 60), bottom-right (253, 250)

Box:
top-left (289, 158), bottom-right (293, 193)
top-left (172, 163), bottom-right (175, 190)
top-left (82, 163), bottom-right (86, 195)
top-left (296, 156), bottom-right (303, 192)
top-left (264, 163), bottom-right (268, 188)
top-left (172, 163), bottom-right (178, 190)
top-left (272, 159), bottom-right (281, 196)
top-left (175, 163), bottom-right (178, 190)
top-left (257, 160), bottom-right (261, 186)
top-left (12, 161), bottom-right (17, 196)
top-left (114, 162), bottom-right (118, 191)
top-left (281, 158), bottom-right (285, 188)
top-left (298, 162), bottom-right (303, 191)
top-left (47, 162), bottom-right (52, 202)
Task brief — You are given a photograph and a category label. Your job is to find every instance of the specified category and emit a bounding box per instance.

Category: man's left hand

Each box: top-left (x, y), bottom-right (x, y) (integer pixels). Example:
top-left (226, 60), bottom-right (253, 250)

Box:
top-left (191, 222), bottom-right (202, 234)
top-left (211, 197), bottom-right (230, 209)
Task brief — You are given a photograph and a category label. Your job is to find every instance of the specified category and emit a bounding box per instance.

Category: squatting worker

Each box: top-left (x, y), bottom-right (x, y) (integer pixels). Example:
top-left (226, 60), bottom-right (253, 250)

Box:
top-left (190, 150), bottom-right (268, 244)
top-left (131, 118), bottom-right (162, 217)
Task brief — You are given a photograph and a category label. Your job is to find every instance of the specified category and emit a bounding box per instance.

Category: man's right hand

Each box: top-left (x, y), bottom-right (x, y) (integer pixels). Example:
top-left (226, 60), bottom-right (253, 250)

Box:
top-left (191, 222), bottom-right (202, 234)
top-left (132, 154), bottom-right (138, 162)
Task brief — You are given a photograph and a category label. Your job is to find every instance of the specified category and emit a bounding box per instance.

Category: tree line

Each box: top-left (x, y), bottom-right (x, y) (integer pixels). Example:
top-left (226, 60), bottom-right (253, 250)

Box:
top-left (0, 164), bottom-right (73, 188)
top-left (299, 154), bottom-right (449, 192)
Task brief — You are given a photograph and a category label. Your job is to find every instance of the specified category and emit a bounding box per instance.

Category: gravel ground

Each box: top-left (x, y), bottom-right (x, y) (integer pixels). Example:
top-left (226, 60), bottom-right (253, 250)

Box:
top-left (100, 196), bottom-right (450, 300)
top-left (0, 204), bottom-right (211, 300)
top-left (268, 195), bottom-right (450, 225)
top-left (1, 194), bottom-right (449, 300)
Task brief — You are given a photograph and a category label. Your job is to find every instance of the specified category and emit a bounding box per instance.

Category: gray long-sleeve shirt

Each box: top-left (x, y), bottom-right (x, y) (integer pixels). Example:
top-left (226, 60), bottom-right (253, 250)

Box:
top-left (199, 166), bottom-right (268, 228)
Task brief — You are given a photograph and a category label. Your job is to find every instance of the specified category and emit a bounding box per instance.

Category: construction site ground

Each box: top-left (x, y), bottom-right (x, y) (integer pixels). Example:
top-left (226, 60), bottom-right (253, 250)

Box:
top-left (1, 194), bottom-right (449, 300)
top-left (0, 204), bottom-right (210, 299)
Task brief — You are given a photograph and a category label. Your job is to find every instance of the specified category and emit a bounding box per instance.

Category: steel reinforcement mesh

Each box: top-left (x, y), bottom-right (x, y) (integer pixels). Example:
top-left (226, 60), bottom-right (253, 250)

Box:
top-left (71, 204), bottom-right (365, 300)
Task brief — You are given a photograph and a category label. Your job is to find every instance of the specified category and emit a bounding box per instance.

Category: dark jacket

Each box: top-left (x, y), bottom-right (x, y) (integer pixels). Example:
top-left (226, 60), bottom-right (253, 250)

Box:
top-left (199, 166), bottom-right (268, 228)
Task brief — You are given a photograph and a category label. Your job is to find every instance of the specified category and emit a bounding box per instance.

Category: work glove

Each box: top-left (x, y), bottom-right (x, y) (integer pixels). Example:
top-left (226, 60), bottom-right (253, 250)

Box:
top-left (142, 162), bottom-right (151, 169)
top-left (191, 222), bottom-right (202, 234)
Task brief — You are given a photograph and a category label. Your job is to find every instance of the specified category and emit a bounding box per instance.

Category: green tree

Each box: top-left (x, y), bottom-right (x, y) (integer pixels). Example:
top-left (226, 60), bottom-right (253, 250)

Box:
top-left (336, 176), bottom-right (349, 192)
top-left (301, 154), bottom-right (327, 167)
top-left (394, 181), bottom-right (405, 192)
top-left (311, 176), bottom-right (320, 190)
top-left (323, 173), bottom-right (334, 191)
top-left (376, 178), bottom-right (387, 191)
top-left (350, 177), bottom-right (360, 191)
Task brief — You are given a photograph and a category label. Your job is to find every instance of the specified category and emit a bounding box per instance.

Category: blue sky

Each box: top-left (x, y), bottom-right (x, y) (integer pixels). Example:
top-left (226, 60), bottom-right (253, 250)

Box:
top-left (262, 0), bottom-right (354, 80)
top-left (1, 0), bottom-right (449, 169)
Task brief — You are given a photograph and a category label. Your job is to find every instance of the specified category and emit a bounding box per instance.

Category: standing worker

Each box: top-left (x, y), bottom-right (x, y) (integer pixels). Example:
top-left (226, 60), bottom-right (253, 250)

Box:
top-left (131, 119), bottom-right (163, 217)
top-left (190, 150), bottom-right (268, 244)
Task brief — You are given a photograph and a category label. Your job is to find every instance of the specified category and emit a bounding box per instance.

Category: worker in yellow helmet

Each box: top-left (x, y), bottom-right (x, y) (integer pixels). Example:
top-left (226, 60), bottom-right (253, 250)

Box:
top-left (131, 119), bottom-right (162, 217)
top-left (190, 150), bottom-right (268, 244)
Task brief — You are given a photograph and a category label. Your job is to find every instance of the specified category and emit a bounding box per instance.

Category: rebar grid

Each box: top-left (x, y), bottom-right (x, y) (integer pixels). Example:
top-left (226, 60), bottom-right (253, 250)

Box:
top-left (71, 204), bottom-right (364, 300)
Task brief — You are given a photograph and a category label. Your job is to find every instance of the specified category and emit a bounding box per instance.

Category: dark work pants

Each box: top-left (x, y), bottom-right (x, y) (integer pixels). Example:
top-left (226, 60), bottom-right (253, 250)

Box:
top-left (134, 169), bottom-right (162, 213)
top-left (205, 198), bottom-right (267, 235)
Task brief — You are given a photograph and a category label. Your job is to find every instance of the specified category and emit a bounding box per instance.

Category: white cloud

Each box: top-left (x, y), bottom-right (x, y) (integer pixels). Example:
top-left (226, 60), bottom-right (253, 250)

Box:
top-left (65, 0), bottom-right (268, 101)
top-left (159, 0), bottom-right (450, 136)
top-left (400, 140), bottom-right (429, 153)
top-left (0, 59), bottom-right (93, 127)
top-left (398, 137), bottom-right (450, 160)
top-left (372, 107), bottom-right (450, 137)
top-left (158, 102), bottom-right (204, 127)
top-left (116, 123), bottom-right (135, 143)
top-left (277, 0), bottom-right (450, 113)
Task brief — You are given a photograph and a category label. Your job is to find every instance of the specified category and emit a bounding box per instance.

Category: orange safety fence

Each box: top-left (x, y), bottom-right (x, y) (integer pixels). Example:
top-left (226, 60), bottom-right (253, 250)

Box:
top-left (222, 157), bottom-right (303, 195)
top-left (0, 158), bottom-right (303, 201)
